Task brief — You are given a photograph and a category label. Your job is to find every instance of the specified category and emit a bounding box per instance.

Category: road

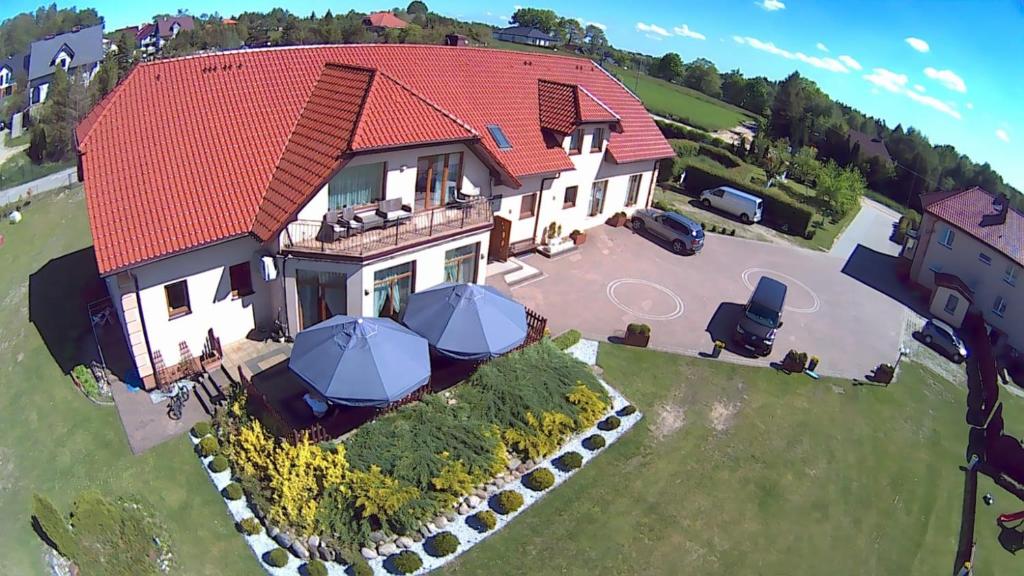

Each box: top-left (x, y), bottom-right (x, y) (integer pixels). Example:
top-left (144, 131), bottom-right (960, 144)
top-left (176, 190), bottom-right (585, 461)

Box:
top-left (829, 197), bottom-right (903, 259)
top-left (0, 167), bottom-right (78, 207)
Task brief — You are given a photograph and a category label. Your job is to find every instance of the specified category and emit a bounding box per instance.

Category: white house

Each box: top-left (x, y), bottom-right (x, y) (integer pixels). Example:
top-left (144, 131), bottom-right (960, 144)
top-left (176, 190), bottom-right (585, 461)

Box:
top-left (76, 45), bottom-right (673, 389)
top-left (27, 24), bottom-right (104, 105)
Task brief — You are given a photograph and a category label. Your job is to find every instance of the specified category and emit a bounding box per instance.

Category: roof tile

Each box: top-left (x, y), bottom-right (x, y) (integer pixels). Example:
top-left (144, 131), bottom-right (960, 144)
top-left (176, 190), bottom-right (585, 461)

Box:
top-left (922, 187), bottom-right (1024, 266)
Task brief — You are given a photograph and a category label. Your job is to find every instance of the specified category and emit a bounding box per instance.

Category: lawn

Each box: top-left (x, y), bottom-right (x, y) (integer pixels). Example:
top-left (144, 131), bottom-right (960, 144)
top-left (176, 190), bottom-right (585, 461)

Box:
top-left (0, 188), bottom-right (260, 575)
top-left (486, 39), bottom-right (587, 58)
top-left (5, 131), bottom-right (30, 147)
top-left (605, 64), bottom-right (758, 132)
top-left (442, 343), bottom-right (1022, 576)
top-left (0, 150), bottom-right (75, 189)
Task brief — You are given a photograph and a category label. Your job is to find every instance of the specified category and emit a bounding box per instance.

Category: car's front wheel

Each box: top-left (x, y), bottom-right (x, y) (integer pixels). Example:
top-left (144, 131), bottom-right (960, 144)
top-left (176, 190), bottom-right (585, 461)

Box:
top-left (702, 198), bottom-right (712, 208)
top-left (741, 213), bottom-right (751, 224)
top-left (631, 218), bottom-right (644, 232)
top-left (924, 334), bottom-right (933, 345)
top-left (954, 353), bottom-right (964, 363)
top-left (672, 239), bottom-right (686, 254)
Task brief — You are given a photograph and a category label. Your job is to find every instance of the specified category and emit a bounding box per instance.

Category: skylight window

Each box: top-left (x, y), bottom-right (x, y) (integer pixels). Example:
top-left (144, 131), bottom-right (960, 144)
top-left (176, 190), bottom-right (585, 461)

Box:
top-left (487, 124), bottom-right (512, 150)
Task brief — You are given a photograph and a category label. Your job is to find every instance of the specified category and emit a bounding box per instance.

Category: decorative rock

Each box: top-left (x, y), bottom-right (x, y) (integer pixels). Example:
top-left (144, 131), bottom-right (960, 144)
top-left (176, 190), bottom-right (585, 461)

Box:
top-left (485, 484), bottom-right (498, 495)
top-left (361, 547), bottom-right (378, 560)
top-left (378, 542), bottom-right (399, 556)
top-left (419, 525), bottom-right (432, 538)
top-left (308, 535), bottom-right (320, 549)
top-left (515, 464), bottom-right (527, 475)
top-left (507, 458), bottom-right (522, 471)
top-left (467, 495), bottom-right (481, 507)
top-left (458, 503), bottom-right (471, 515)
top-left (322, 547), bottom-right (335, 562)
top-left (444, 510), bottom-right (457, 522)
top-left (267, 526), bottom-right (280, 539)
top-left (273, 531), bottom-right (293, 548)
top-left (434, 515), bottom-right (448, 529)
top-left (525, 459), bottom-right (536, 469)
top-left (291, 541), bottom-right (309, 561)
top-left (412, 532), bottom-right (424, 543)
top-left (397, 536), bottom-right (414, 549)
top-left (369, 530), bottom-right (387, 544)
top-left (426, 522), bottom-right (439, 534)
top-left (494, 477), bottom-right (505, 488)
top-left (474, 489), bottom-right (487, 500)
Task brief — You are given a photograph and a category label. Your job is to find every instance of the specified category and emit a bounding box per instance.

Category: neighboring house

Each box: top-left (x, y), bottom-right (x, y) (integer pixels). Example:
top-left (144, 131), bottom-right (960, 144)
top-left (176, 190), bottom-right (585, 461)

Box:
top-left (76, 45), bottom-right (672, 389)
top-left (363, 12), bottom-right (408, 32)
top-left (847, 129), bottom-right (892, 165)
top-left (28, 24), bottom-right (104, 105)
top-left (137, 24), bottom-right (157, 53)
top-left (138, 16), bottom-right (195, 54)
top-left (1, 52), bottom-right (29, 99)
top-left (904, 187), bottom-right (1023, 352)
top-left (494, 26), bottom-right (557, 47)
top-left (445, 34), bottom-right (468, 47)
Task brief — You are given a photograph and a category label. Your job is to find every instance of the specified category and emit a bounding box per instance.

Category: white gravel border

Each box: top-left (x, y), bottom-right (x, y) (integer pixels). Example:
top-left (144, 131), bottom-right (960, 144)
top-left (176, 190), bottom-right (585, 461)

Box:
top-left (192, 340), bottom-right (639, 575)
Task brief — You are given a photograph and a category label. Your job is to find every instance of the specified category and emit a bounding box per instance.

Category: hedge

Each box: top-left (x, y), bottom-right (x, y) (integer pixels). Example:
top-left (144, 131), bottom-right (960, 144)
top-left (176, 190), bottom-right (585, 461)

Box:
top-left (682, 165), bottom-right (815, 236)
top-left (656, 120), bottom-right (729, 147)
top-left (697, 144), bottom-right (742, 168)
top-left (552, 329), bottom-right (582, 351)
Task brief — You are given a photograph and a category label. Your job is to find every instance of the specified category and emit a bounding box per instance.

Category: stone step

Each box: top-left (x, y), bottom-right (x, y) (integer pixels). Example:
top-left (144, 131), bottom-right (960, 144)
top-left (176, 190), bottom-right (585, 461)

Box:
top-left (504, 257), bottom-right (543, 286)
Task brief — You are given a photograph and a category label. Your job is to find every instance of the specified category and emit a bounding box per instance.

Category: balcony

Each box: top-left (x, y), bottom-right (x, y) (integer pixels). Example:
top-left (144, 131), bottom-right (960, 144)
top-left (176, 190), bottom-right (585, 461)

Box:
top-left (282, 196), bottom-right (493, 260)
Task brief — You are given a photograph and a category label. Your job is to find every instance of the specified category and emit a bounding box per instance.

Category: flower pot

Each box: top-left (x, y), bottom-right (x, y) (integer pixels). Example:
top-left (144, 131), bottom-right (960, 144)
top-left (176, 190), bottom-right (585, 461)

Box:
top-left (570, 231), bottom-right (587, 246)
top-left (624, 331), bottom-right (650, 348)
top-left (606, 214), bottom-right (627, 228)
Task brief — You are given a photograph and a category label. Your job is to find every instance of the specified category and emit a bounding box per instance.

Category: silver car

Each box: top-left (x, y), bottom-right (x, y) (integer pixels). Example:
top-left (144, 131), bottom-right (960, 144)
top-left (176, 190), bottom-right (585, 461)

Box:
top-left (630, 208), bottom-right (705, 254)
top-left (920, 318), bottom-right (968, 363)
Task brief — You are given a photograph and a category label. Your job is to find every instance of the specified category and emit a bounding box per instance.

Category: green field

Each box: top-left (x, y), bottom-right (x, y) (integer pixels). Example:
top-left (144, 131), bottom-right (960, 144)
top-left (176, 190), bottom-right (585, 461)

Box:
top-left (487, 39), bottom-right (587, 58)
top-left (443, 344), bottom-right (1021, 576)
top-left (605, 64), bottom-right (758, 132)
top-left (0, 189), bottom-right (260, 576)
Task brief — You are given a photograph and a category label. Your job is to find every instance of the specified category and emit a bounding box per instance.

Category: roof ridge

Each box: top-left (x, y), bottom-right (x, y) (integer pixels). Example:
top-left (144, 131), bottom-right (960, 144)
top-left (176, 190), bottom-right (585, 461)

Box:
top-left (594, 61), bottom-right (645, 107)
top-left (374, 69), bottom-right (479, 137)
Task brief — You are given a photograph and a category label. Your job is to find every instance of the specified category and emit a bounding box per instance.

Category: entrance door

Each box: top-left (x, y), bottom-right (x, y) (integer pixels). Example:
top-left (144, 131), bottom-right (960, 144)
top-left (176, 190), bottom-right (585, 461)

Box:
top-left (296, 270), bottom-right (346, 330)
top-left (489, 216), bottom-right (512, 262)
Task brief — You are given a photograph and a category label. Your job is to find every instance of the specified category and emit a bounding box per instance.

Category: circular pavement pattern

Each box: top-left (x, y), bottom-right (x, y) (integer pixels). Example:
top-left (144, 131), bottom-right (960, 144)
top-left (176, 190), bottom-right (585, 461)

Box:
top-left (740, 268), bottom-right (821, 314)
top-left (606, 278), bottom-right (685, 320)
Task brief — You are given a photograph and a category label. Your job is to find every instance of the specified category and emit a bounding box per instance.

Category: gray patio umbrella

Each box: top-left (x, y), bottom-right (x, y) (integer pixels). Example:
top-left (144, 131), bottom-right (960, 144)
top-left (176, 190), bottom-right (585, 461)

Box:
top-left (288, 316), bottom-right (430, 407)
top-left (400, 283), bottom-right (527, 360)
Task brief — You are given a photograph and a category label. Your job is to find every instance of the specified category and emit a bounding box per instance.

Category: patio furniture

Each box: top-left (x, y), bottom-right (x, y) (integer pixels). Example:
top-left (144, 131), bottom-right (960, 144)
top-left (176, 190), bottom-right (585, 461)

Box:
top-left (289, 316), bottom-right (430, 407)
top-left (355, 211), bottom-right (384, 231)
top-left (376, 197), bottom-right (413, 226)
top-left (317, 208), bottom-right (362, 242)
top-left (400, 283), bottom-right (528, 360)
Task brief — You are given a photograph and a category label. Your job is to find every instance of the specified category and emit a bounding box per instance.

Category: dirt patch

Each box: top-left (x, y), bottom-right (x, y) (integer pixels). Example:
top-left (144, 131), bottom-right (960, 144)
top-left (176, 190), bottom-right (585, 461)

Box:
top-left (709, 400), bottom-right (741, 432)
top-left (652, 402), bottom-right (687, 440)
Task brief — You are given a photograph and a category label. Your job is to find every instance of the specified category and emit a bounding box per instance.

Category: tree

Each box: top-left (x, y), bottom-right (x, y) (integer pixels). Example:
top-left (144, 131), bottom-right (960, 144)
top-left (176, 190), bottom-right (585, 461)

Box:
top-left (114, 31), bottom-right (136, 76)
top-left (556, 17), bottom-right (584, 46)
top-left (683, 58), bottom-right (721, 98)
top-left (769, 71), bottom-right (806, 142)
top-left (510, 8), bottom-right (559, 34)
top-left (406, 1), bottom-right (429, 17)
top-left (652, 52), bottom-right (685, 83)
top-left (41, 67), bottom-right (74, 162)
top-left (815, 160), bottom-right (866, 218)
top-left (741, 76), bottom-right (773, 117)
top-left (761, 138), bottom-right (792, 185)
top-left (89, 56), bottom-right (119, 106)
top-left (790, 146), bottom-right (822, 185)
top-left (583, 24), bottom-right (608, 56)
top-left (720, 69), bottom-right (746, 107)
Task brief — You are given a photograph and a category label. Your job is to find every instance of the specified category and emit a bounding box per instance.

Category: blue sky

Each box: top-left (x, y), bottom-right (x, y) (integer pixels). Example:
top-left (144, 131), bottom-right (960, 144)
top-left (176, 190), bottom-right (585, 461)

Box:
top-left (6, 0), bottom-right (1022, 189)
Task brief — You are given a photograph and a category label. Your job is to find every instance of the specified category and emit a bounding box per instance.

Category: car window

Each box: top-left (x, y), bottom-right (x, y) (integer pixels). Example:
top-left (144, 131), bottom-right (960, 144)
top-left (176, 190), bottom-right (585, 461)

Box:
top-left (713, 189), bottom-right (725, 197)
top-left (746, 302), bottom-right (780, 328)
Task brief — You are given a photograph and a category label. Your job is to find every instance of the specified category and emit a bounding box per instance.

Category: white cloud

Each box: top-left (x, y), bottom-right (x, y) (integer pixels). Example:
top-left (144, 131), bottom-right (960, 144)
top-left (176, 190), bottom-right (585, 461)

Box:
top-left (759, 0), bottom-right (786, 11)
top-left (924, 67), bottom-right (967, 93)
top-left (673, 24), bottom-right (706, 40)
top-left (996, 129), bottom-right (1010, 143)
top-left (905, 37), bottom-right (930, 53)
top-left (733, 36), bottom-right (853, 73)
top-left (635, 22), bottom-right (670, 37)
top-left (837, 55), bottom-right (862, 71)
top-left (816, 42), bottom-right (829, 52)
top-left (966, 102), bottom-right (975, 110)
top-left (586, 21), bottom-right (607, 31)
top-left (913, 84), bottom-right (926, 92)
top-left (863, 67), bottom-right (961, 120)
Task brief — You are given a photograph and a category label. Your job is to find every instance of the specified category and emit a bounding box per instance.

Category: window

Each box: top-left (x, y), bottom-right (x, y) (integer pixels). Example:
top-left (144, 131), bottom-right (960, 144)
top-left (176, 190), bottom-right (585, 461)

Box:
top-left (445, 243), bottom-right (480, 283)
top-left (563, 186), bottom-right (578, 209)
top-left (993, 295), bottom-right (1007, 317)
top-left (591, 127), bottom-right (604, 152)
top-left (373, 262), bottom-right (414, 318)
top-left (568, 129), bottom-right (583, 154)
top-left (164, 280), bottom-right (191, 319)
top-left (666, 218), bottom-right (690, 235)
top-left (519, 193), bottom-right (537, 219)
top-left (626, 174), bottom-right (642, 207)
top-left (415, 153), bottom-right (462, 210)
top-left (229, 262), bottom-right (254, 298)
top-left (328, 162), bottom-right (385, 209)
top-left (979, 253), bottom-right (992, 265)
top-left (1005, 265), bottom-right (1019, 287)
top-left (944, 293), bottom-right (960, 315)
top-left (939, 227), bottom-right (955, 248)
top-left (296, 270), bottom-right (346, 329)
top-left (589, 180), bottom-right (607, 217)
top-left (487, 124), bottom-right (512, 149)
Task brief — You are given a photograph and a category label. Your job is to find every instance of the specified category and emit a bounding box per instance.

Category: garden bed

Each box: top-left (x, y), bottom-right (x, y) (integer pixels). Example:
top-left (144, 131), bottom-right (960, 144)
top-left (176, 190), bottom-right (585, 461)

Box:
top-left (191, 339), bottom-right (640, 575)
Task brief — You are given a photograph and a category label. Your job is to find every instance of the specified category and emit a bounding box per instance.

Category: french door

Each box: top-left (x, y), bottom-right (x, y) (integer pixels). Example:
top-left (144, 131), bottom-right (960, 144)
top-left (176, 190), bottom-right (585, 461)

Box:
top-left (296, 270), bottom-right (346, 330)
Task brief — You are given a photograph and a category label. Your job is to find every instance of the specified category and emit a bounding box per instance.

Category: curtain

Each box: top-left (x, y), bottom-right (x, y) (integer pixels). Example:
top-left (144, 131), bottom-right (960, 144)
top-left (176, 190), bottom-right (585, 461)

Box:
top-left (373, 263), bottom-right (413, 317)
top-left (296, 270), bottom-right (346, 329)
top-left (445, 244), bottom-right (478, 283)
top-left (328, 163), bottom-right (384, 209)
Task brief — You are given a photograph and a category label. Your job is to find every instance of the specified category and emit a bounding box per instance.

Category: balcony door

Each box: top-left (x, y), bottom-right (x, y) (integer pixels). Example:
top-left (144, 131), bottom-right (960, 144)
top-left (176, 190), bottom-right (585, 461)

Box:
top-left (415, 152), bottom-right (463, 210)
top-left (296, 270), bottom-right (347, 330)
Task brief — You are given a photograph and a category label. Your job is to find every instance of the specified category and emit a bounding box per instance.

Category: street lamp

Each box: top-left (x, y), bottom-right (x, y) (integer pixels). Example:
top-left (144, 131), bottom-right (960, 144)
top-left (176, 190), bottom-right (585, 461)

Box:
top-left (894, 346), bottom-right (910, 371)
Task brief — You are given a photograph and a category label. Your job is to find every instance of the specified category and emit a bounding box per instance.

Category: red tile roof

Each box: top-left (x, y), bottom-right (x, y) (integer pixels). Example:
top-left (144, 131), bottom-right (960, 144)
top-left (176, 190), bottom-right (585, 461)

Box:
top-left (136, 23), bottom-right (155, 42)
top-left (537, 79), bottom-right (621, 136)
top-left (922, 187), bottom-right (1024, 266)
top-left (364, 12), bottom-right (407, 29)
top-left (934, 272), bottom-right (974, 302)
top-left (77, 45), bottom-right (673, 274)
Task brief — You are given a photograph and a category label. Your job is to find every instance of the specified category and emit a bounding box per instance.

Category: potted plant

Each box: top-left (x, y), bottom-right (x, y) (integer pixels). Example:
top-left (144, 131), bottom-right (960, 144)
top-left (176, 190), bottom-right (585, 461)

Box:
top-left (570, 229), bottom-right (587, 245)
top-left (711, 339), bottom-right (726, 358)
top-left (624, 323), bottom-right (651, 347)
top-left (781, 350), bottom-right (808, 373)
top-left (606, 211), bottom-right (628, 227)
top-left (873, 362), bottom-right (895, 384)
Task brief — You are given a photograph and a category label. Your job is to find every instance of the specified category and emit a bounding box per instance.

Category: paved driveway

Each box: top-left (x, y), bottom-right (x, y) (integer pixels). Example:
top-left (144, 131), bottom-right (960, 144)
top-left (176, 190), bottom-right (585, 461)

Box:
top-left (830, 198), bottom-right (903, 259)
top-left (496, 221), bottom-right (908, 379)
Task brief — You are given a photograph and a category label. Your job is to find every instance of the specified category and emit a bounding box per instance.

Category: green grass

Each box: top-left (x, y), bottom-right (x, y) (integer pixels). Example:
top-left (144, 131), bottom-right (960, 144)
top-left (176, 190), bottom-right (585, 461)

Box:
top-left (0, 189), bottom-right (260, 575)
top-left (605, 64), bottom-right (758, 132)
top-left (442, 344), bottom-right (1021, 576)
top-left (4, 131), bottom-right (30, 147)
top-left (486, 39), bottom-right (587, 58)
top-left (0, 151), bottom-right (75, 189)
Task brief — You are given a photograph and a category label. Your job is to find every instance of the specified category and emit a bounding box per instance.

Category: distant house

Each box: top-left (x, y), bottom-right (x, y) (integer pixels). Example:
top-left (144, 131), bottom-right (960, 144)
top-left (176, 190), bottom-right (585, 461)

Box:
top-left (847, 129), bottom-right (892, 165)
top-left (136, 23), bottom-right (156, 52)
top-left (494, 26), bottom-right (556, 47)
top-left (1, 52), bottom-right (29, 99)
top-left (28, 24), bottom-right (104, 105)
top-left (363, 12), bottom-right (408, 32)
top-left (445, 34), bottom-right (468, 47)
top-left (138, 16), bottom-right (195, 54)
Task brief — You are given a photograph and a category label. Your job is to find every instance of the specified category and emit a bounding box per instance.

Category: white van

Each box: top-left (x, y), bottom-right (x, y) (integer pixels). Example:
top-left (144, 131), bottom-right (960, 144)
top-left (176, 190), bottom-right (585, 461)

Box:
top-left (699, 186), bottom-right (763, 223)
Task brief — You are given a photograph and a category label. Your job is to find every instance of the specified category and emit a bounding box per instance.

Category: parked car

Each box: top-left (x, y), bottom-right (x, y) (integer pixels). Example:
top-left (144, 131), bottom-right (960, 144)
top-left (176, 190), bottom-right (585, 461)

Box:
top-left (699, 186), bottom-right (763, 223)
top-left (630, 208), bottom-right (705, 254)
top-left (734, 276), bottom-right (787, 356)
top-left (920, 318), bottom-right (968, 363)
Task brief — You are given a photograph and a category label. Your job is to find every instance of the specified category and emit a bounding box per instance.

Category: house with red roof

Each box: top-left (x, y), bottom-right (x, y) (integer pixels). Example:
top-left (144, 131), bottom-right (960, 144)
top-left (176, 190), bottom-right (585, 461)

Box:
top-left (904, 187), bottom-right (1024, 351)
top-left (76, 45), bottom-right (673, 389)
top-left (363, 12), bottom-right (408, 32)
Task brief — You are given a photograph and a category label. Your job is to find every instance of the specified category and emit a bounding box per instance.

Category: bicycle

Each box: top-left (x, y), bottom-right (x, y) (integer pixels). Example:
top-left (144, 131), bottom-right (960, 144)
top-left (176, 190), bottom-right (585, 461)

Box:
top-left (166, 381), bottom-right (190, 420)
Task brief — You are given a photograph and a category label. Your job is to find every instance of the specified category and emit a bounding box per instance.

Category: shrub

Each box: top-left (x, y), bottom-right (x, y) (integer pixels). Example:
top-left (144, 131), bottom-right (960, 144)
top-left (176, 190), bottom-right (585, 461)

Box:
top-left (222, 482), bottom-right (243, 501)
top-left (265, 547), bottom-right (289, 568)
top-left (493, 490), bottom-right (524, 515)
top-left (555, 451), bottom-right (583, 472)
top-left (348, 557), bottom-right (373, 576)
top-left (65, 491), bottom-right (166, 576)
top-left (626, 323), bottom-right (651, 336)
top-left (598, 416), bottom-right (621, 431)
top-left (709, 224), bottom-right (718, 233)
top-left (783, 350), bottom-right (809, 373)
top-left (208, 455), bottom-right (229, 473)
top-left (32, 493), bottom-right (79, 559)
top-left (697, 144), bottom-right (742, 168)
top-left (238, 517), bottom-right (262, 535)
top-left (426, 531), bottom-right (460, 557)
top-left (618, 405), bottom-right (637, 417)
top-left (72, 365), bottom-right (100, 399)
top-left (670, 139), bottom-right (700, 157)
top-left (473, 510), bottom-right (497, 531)
top-left (552, 329), bottom-right (582, 351)
top-left (306, 559), bottom-right (328, 576)
top-left (191, 421), bottom-right (212, 438)
top-left (390, 550), bottom-right (423, 574)
top-left (583, 434), bottom-right (606, 451)
top-left (729, 229), bottom-right (736, 236)
top-left (197, 436), bottom-right (220, 457)
top-left (523, 467), bottom-right (555, 491)
top-left (653, 198), bottom-right (673, 211)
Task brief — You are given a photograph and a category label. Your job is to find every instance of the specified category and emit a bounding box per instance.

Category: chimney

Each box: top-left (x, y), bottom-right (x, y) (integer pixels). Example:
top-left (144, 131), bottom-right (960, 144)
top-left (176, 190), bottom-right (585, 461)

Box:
top-left (980, 192), bottom-right (1009, 228)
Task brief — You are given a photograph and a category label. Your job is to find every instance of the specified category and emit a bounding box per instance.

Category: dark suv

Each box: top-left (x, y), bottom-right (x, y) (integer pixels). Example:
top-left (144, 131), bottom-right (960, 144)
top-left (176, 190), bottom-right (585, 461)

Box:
top-left (734, 276), bottom-right (787, 356)
top-left (630, 208), bottom-right (705, 254)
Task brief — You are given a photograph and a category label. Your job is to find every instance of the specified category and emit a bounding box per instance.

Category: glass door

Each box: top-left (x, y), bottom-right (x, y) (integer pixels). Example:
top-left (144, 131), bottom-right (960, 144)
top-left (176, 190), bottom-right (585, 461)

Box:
top-left (589, 180), bottom-right (607, 216)
top-left (296, 270), bottom-right (347, 330)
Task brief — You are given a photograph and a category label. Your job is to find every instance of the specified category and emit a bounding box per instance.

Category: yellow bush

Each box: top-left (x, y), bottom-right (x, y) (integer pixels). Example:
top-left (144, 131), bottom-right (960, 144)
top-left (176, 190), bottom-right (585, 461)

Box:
top-left (431, 459), bottom-right (475, 505)
top-left (229, 420), bottom-right (275, 481)
top-left (567, 384), bottom-right (608, 431)
top-left (503, 411), bottom-right (576, 461)
top-left (349, 465), bottom-right (419, 522)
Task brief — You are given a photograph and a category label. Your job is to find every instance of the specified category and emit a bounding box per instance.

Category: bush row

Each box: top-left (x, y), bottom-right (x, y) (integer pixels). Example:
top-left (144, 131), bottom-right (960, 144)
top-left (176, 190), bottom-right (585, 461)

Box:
top-left (682, 165), bottom-right (815, 237)
top-left (551, 329), bottom-right (582, 351)
top-left (656, 119), bottom-right (730, 147)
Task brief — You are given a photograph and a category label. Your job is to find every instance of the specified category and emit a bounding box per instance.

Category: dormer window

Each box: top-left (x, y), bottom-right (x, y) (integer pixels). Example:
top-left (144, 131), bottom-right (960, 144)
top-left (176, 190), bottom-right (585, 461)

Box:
top-left (591, 127), bottom-right (604, 152)
top-left (53, 47), bottom-right (73, 71)
top-left (0, 67), bottom-right (11, 87)
top-left (568, 128), bottom-right (583, 155)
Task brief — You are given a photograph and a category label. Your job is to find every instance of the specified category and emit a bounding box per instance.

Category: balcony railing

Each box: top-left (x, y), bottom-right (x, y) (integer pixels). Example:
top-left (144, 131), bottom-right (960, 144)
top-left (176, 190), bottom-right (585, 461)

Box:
top-left (282, 197), bottom-right (493, 259)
